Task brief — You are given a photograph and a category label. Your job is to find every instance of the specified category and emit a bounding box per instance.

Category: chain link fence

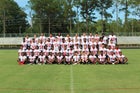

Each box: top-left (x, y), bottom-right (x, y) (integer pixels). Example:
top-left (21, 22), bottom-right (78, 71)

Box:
top-left (0, 32), bottom-right (140, 37)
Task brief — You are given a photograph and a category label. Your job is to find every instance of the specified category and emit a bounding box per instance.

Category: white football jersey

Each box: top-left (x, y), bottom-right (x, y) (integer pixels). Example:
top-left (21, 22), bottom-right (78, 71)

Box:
top-left (31, 42), bottom-right (37, 50)
top-left (57, 56), bottom-right (63, 60)
top-left (19, 56), bottom-right (26, 61)
top-left (81, 55), bottom-right (88, 60)
top-left (108, 35), bottom-right (117, 44)
top-left (43, 49), bottom-right (49, 56)
top-left (109, 55), bottom-right (116, 62)
top-left (21, 42), bottom-right (27, 50)
top-left (18, 49), bottom-right (25, 56)
top-left (73, 55), bottom-right (80, 62)
top-left (34, 49), bottom-right (40, 57)
top-left (29, 56), bottom-right (36, 62)
top-left (39, 55), bottom-right (46, 62)
top-left (48, 55), bottom-right (55, 60)
top-left (98, 55), bottom-right (106, 61)
top-left (38, 43), bottom-right (45, 50)
top-left (89, 55), bottom-right (96, 61)
top-left (114, 49), bottom-right (121, 56)
top-left (117, 55), bottom-right (125, 59)
top-left (26, 49), bottom-right (32, 56)
top-left (65, 56), bottom-right (72, 62)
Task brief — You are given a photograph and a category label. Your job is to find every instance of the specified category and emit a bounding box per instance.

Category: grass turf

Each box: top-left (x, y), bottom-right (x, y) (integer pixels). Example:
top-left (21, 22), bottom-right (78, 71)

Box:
top-left (0, 49), bottom-right (140, 93)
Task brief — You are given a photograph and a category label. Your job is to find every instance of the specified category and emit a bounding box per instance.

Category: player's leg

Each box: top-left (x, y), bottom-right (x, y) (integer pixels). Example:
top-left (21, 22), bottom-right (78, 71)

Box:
top-left (124, 57), bottom-right (128, 64)
top-left (114, 58), bottom-right (119, 64)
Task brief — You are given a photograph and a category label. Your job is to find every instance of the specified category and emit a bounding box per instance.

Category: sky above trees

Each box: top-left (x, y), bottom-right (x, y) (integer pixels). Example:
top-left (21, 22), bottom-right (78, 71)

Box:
top-left (14, 0), bottom-right (138, 23)
top-left (0, 0), bottom-right (139, 34)
top-left (14, 0), bottom-right (31, 21)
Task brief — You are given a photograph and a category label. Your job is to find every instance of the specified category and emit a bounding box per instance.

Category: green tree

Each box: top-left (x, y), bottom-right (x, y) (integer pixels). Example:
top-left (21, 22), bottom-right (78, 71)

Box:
top-left (96, 0), bottom-right (113, 33)
top-left (131, 0), bottom-right (140, 18)
top-left (62, 0), bottom-right (76, 33)
top-left (29, 0), bottom-right (76, 34)
top-left (0, 0), bottom-right (28, 34)
top-left (108, 18), bottom-right (123, 33)
top-left (112, 0), bottom-right (121, 32)
top-left (127, 18), bottom-right (140, 33)
top-left (119, 0), bottom-right (135, 32)
top-left (80, 0), bottom-right (97, 32)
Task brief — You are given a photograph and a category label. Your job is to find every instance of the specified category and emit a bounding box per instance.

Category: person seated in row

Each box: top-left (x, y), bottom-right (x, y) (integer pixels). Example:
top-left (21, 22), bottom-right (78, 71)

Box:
top-left (17, 52), bottom-right (27, 65)
top-left (72, 52), bottom-right (81, 64)
top-left (18, 50), bottom-right (128, 65)
top-left (98, 51), bottom-right (107, 64)
top-left (88, 52), bottom-right (97, 64)
top-left (56, 52), bottom-right (64, 64)
top-left (108, 51), bottom-right (119, 64)
top-left (118, 51), bottom-right (128, 64)
top-left (65, 53), bottom-right (73, 65)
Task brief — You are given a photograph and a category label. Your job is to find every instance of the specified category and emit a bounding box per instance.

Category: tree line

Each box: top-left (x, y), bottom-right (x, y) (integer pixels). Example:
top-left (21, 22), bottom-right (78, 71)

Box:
top-left (0, 0), bottom-right (140, 34)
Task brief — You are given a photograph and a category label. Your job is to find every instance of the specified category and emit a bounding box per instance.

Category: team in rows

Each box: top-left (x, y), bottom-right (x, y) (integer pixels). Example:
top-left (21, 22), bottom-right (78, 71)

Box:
top-left (17, 33), bottom-right (128, 65)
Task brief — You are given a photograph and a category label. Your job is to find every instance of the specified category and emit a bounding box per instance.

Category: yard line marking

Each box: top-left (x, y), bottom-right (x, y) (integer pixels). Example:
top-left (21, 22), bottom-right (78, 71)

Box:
top-left (0, 87), bottom-right (140, 91)
top-left (70, 65), bottom-right (74, 93)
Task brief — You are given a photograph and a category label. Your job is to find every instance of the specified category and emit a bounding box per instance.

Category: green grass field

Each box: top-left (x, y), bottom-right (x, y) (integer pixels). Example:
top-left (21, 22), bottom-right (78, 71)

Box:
top-left (0, 49), bottom-right (140, 93)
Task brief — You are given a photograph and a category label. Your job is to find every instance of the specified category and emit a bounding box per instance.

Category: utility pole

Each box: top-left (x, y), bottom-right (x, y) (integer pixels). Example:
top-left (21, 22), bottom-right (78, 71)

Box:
top-left (70, 17), bottom-right (72, 34)
top-left (124, 0), bottom-right (128, 32)
top-left (86, 1), bottom-right (88, 33)
top-left (76, 5), bottom-right (79, 32)
top-left (39, 9), bottom-right (42, 33)
top-left (69, 7), bottom-right (72, 34)
top-left (30, 10), bottom-right (33, 33)
top-left (3, 10), bottom-right (6, 37)
top-left (116, 0), bottom-right (119, 32)
top-left (39, 18), bottom-right (42, 33)
top-left (132, 19), bottom-right (134, 36)
top-left (19, 26), bottom-right (22, 34)
top-left (48, 16), bottom-right (51, 34)
top-left (102, 8), bottom-right (105, 33)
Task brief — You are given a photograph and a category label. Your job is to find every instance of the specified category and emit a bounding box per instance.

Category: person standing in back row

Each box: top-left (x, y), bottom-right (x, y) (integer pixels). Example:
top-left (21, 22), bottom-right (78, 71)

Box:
top-left (108, 32), bottom-right (117, 44)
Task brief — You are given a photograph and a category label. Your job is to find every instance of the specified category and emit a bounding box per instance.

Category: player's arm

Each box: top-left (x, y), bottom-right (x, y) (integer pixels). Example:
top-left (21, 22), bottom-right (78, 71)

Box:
top-left (45, 56), bottom-right (49, 63)
top-left (62, 56), bottom-right (65, 62)
top-left (107, 37), bottom-right (109, 44)
top-left (108, 57), bottom-right (111, 64)
top-left (38, 56), bottom-right (40, 63)
top-left (70, 56), bottom-right (73, 64)
top-left (72, 56), bottom-right (75, 63)
top-left (88, 55), bottom-right (90, 62)
top-left (95, 57), bottom-right (98, 63)
top-left (115, 56), bottom-right (119, 64)
top-left (116, 37), bottom-right (117, 44)
top-left (54, 56), bottom-right (57, 62)
top-left (79, 56), bottom-right (82, 63)
top-left (25, 57), bottom-right (27, 63)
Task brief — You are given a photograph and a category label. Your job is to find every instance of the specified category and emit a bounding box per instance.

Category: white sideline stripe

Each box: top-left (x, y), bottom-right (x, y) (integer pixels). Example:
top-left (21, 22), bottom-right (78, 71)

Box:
top-left (70, 65), bottom-right (74, 93)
